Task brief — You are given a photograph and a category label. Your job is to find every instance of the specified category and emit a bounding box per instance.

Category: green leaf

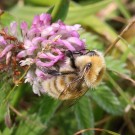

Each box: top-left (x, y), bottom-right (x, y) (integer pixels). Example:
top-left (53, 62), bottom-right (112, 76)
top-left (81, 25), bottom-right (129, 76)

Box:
top-left (0, 105), bottom-right (6, 123)
top-left (0, 11), bottom-right (16, 27)
top-left (1, 127), bottom-right (14, 135)
top-left (51, 0), bottom-right (69, 22)
top-left (46, 6), bottom-right (54, 14)
top-left (89, 85), bottom-right (124, 115)
top-left (24, 0), bottom-right (56, 6)
top-left (78, 0), bottom-right (102, 5)
top-left (10, 0), bottom-right (111, 24)
top-left (31, 95), bottom-right (60, 124)
top-left (79, 15), bottom-right (129, 55)
top-left (75, 96), bottom-right (94, 135)
top-left (0, 75), bottom-right (12, 122)
top-left (106, 73), bottom-right (134, 109)
top-left (14, 114), bottom-right (45, 135)
top-left (10, 6), bottom-right (48, 25)
top-left (105, 56), bottom-right (130, 75)
top-left (80, 30), bottom-right (104, 50)
top-left (11, 84), bottom-right (29, 108)
top-left (65, 0), bottom-right (112, 24)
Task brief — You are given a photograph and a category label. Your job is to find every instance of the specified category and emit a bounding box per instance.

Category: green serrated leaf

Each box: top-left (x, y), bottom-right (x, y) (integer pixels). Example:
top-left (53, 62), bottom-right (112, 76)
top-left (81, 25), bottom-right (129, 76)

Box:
top-left (89, 85), bottom-right (124, 115)
top-left (80, 30), bottom-right (104, 50)
top-left (0, 75), bottom-right (13, 106)
top-left (75, 97), bottom-right (94, 135)
top-left (14, 114), bottom-right (44, 135)
top-left (31, 95), bottom-right (60, 124)
top-left (51, 0), bottom-right (69, 22)
top-left (105, 56), bottom-right (130, 75)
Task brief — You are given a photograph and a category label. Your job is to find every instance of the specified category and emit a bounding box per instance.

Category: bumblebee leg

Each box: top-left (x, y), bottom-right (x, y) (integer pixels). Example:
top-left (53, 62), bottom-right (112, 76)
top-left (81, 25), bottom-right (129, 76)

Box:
top-left (48, 70), bottom-right (77, 76)
top-left (41, 68), bottom-right (77, 76)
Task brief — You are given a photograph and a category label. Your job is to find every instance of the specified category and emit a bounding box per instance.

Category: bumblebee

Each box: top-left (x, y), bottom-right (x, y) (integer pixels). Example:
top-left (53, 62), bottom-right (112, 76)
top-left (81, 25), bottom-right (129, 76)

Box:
top-left (41, 50), bottom-right (106, 100)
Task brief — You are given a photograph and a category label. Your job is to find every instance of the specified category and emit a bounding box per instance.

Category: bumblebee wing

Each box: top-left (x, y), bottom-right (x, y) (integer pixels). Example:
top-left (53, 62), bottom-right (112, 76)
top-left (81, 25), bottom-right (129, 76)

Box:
top-left (55, 79), bottom-right (88, 113)
top-left (55, 86), bottom-right (89, 113)
top-left (58, 64), bottom-right (90, 100)
top-left (58, 76), bottom-right (88, 100)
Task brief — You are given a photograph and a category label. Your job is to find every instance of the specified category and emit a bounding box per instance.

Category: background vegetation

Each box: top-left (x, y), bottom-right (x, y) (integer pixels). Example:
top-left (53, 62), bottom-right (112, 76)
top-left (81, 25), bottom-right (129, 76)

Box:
top-left (0, 0), bottom-right (135, 135)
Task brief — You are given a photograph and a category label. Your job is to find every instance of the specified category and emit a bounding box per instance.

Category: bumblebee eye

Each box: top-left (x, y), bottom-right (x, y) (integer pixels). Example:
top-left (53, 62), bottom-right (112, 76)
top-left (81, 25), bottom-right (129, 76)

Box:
top-left (85, 62), bottom-right (92, 71)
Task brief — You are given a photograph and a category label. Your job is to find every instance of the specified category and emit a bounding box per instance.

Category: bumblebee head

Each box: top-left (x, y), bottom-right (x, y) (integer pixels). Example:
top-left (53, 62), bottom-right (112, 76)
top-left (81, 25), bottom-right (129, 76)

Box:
top-left (75, 50), bottom-right (106, 87)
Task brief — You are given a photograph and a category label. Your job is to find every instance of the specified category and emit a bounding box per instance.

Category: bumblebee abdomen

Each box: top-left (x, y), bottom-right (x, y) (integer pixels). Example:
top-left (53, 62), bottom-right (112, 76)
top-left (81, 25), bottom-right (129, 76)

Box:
top-left (41, 78), bottom-right (59, 98)
top-left (41, 74), bottom-right (78, 99)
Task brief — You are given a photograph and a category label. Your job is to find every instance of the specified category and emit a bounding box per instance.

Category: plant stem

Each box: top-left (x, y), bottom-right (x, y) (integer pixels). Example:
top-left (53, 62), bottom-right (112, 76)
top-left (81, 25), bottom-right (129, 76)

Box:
top-left (104, 19), bottom-right (135, 56)
top-left (11, 84), bottom-right (27, 107)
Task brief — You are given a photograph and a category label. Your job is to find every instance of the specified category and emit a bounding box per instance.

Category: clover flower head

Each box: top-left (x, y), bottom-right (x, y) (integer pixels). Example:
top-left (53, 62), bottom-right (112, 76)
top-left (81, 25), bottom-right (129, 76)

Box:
top-left (0, 13), bottom-right (86, 96)
top-left (17, 13), bottom-right (86, 95)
